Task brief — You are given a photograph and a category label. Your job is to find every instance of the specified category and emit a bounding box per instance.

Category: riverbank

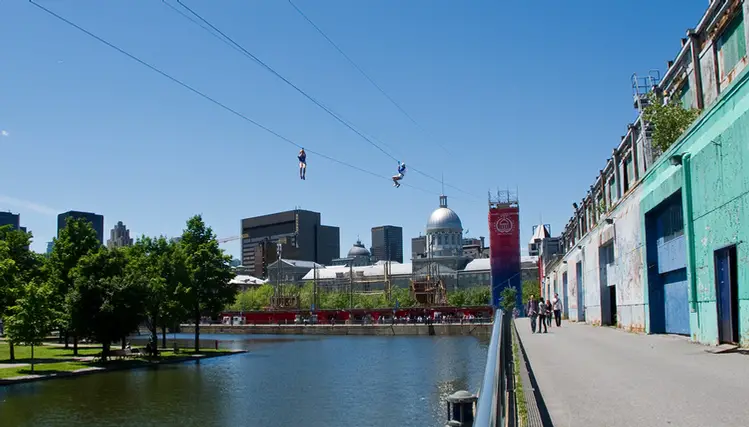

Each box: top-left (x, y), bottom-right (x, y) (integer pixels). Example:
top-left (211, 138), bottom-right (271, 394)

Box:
top-left (0, 342), bottom-right (246, 386)
top-left (181, 322), bottom-right (492, 337)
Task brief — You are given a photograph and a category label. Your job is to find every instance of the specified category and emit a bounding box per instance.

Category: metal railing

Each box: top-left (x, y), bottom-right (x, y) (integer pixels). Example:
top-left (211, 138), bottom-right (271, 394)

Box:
top-left (473, 310), bottom-right (510, 427)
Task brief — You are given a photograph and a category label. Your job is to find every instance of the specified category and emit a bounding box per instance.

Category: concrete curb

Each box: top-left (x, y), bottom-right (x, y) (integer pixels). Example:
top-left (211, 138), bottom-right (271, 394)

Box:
top-left (513, 322), bottom-right (554, 427)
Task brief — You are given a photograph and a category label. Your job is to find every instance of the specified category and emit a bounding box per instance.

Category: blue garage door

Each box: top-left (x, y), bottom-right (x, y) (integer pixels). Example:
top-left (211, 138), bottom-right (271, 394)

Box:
top-left (663, 269), bottom-right (689, 335)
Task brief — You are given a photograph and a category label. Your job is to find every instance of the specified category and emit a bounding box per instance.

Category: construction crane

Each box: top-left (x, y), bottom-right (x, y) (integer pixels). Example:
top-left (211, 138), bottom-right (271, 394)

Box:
top-left (217, 234), bottom-right (249, 244)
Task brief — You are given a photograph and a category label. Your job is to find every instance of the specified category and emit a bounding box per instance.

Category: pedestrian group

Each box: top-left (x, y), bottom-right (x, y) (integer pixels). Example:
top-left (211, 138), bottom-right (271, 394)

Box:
top-left (525, 293), bottom-right (562, 333)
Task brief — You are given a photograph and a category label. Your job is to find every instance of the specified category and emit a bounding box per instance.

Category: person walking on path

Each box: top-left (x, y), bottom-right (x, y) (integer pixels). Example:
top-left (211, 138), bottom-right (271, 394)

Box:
top-left (526, 295), bottom-right (539, 333)
top-left (552, 293), bottom-right (562, 327)
top-left (545, 299), bottom-right (553, 328)
top-left (538, 297), bottom-right (548, 333)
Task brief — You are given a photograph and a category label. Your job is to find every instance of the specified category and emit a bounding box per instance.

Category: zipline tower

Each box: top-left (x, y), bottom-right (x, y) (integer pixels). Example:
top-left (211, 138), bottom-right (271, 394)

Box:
top-left (488, 189), bottom-right (521, 309)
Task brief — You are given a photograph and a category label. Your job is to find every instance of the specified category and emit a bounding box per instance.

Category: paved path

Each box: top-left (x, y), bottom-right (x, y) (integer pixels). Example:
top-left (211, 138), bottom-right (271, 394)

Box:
top-left (0, 363), bottom-right (29, 369)
top-left (516, 319), bottom-right (749, 427)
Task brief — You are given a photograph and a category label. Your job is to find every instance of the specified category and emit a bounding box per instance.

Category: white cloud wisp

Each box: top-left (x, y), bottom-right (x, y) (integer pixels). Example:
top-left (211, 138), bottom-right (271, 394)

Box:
top-left (0, 196), bottom-right (58, 216)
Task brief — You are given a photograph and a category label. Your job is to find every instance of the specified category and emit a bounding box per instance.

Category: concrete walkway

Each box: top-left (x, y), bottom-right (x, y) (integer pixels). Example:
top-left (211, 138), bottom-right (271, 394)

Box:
top-left (515, 318), bottom-right (749, 427)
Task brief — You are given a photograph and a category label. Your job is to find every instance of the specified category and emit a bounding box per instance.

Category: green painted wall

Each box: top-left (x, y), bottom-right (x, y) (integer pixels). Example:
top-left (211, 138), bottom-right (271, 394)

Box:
top-left (640, 64), bottom-right (749, 346)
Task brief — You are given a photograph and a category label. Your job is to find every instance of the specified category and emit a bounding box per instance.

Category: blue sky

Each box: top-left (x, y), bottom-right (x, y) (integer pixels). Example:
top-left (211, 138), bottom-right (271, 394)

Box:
top-left (1, 0), bottom-right (708, 259)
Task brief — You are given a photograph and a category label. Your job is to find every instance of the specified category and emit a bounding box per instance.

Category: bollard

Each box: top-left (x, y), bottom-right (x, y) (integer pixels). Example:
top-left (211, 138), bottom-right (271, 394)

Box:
top-left (215, 340), bottom-right (218, 350)
top-left (444, 390), bottom-right (478, 427)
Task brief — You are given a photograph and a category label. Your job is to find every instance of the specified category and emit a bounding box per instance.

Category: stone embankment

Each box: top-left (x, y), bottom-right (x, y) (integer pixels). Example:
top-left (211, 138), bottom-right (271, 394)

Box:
top-left (181, 323), bottom-right (492, 337)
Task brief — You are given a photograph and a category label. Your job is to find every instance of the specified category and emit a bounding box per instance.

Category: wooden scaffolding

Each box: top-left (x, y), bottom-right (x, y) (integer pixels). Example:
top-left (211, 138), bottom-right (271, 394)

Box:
top-left (410, 277), bottom-right (447, 306)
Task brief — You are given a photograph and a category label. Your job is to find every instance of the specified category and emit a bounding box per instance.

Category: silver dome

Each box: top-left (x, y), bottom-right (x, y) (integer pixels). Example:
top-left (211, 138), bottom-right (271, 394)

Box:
top-left (347, 240), bottom-right (370, 257)
top-left (427, 207), bottom-right (463, 231)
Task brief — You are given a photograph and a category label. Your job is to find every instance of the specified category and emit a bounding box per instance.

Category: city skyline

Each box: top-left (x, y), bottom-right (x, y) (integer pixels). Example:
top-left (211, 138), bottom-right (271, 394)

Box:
top-left (2, 195), bottom-right (509, 260)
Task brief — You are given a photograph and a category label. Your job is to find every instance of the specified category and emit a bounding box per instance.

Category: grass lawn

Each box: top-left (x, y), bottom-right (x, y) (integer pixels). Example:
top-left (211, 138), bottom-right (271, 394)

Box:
top-left (0, 342), bottom-right (100, 363)
top-left (0, 361), bottom-right (91, 379)
top-left (0, 342), bottom-right (238, 380)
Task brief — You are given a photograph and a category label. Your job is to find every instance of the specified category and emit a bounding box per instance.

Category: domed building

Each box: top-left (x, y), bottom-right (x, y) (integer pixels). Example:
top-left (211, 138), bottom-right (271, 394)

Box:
top-left (426, 195), bottom-right (464, 258)
top-left (347, 240), bottom-right (370, 258)
top-left (412, 195), bottom-right (472, 285)
top-left (331, 239), bottom-right (373, 267)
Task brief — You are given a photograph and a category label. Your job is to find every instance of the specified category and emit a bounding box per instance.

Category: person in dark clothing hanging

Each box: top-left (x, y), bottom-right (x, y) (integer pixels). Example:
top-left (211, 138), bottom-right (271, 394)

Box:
top-left (298, 148), bottom-right (307, 180)
top-left (526, 295), bottom-right (539, 333)
top-left (538, 297), bottom-right (548, 333)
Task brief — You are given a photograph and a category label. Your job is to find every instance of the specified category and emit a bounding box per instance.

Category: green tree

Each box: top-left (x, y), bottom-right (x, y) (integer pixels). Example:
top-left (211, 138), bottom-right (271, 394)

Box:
top-left (522, 280), bottom-right (539, 306)
top-left (180, 215), bottom-right (235, 351)
top-left (48, 218), bottom-right (101, 354)
top-left (447, 289), bottom-right (467, 307)
top-left (128, 237), bottom-right (188, 349)
top-left (390, 287), bottom-right (416, 308)
top-left (299, 282), bottom-right (315, 310)
top-left (0, 226), bottom-right (44, 361)
top-left (5, 280), bottom-right (58, 372)
top-left (465, 286), bottom-right (492, 306)
top-left (499, 287), bottom-right (517, 313)
top-left (643, 91), bottom-right (701, 153)
top-left (69, 248), bottom-right (147, 361)
top-left (352, 292), bottom-right (387, 309)
top-left (159, 245), bottom-right (190, 347)
top-left (320, 289), bottom-right (349, 309)
top-left (252, 284), bottom-right (275, 310)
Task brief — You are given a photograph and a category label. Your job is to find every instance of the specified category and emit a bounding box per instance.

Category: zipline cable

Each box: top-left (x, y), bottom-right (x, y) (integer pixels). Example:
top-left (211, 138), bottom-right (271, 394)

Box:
top-left (28, 0), bottom-right (440, 197)
top-left (173, 0), bottom-right (401, 163)
top-left (286, 0), bottom-right (453, 157)
top-left (167, 0), bottom-right (480, 200)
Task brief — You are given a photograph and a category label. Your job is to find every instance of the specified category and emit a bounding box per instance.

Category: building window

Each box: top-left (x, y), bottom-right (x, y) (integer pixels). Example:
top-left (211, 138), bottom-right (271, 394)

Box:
top-left (718, 11), bottom-right (747, 80)
top-left (678, 78), bottom-right (693, 110)
top-left (609, 177), bottom-right (618, 203)
top-left (438, 235), bottom-right (443, 245)
top-left (659, 202), bottom-right (684, 243)
top-left (623, 154), bottom-right (633, 193)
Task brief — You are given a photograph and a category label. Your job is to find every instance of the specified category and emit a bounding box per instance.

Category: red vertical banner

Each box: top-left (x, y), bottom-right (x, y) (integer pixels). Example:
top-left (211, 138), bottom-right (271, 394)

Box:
top-left (488, 206), bottom-right (521, 308)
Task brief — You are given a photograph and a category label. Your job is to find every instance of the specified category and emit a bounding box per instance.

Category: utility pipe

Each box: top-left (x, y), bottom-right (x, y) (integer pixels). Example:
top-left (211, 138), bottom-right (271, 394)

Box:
top-left (680, 154), bottom-right (700, 328)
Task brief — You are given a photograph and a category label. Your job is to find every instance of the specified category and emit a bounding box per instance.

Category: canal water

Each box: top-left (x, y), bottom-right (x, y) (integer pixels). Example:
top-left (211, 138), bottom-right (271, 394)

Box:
top-left (0, 333), bottom-right (488, 427)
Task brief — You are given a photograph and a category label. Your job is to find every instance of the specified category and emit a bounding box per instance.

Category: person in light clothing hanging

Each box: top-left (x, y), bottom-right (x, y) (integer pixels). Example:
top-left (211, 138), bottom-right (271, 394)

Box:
top-left (392, 161), bottom-right (406, 187)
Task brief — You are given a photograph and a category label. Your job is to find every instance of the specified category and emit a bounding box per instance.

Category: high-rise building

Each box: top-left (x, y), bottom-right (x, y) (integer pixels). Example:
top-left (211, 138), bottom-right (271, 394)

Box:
top-left (371, 225), bottom-right (403, 263)
top-left (0, 211), bottom-right (20, 230)
top-left (0, 212), bottom-right (29, 248)
top-left (107, 221), bottom-right (133, 249)
top-left (58, 210), bottom-right (105, 245)
top-left (46, 241), bottom-right (54, 255)
top-left (240, 209), bottom-right (340, 278)
top-left (411, 235), bottom-right (427, 260)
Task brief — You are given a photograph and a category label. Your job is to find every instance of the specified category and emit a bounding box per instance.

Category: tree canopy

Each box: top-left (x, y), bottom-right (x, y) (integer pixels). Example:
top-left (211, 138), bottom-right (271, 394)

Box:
top-left (0, 213), bottom-right (234, 361)
top-left (4, 280), bottom-right (58, 372)
top-left (180, 215), bottom-right (235, 351)
top-left (643, 92), bottom-right (701, 153)
top-left (226, 283), bottom-right (492, 312)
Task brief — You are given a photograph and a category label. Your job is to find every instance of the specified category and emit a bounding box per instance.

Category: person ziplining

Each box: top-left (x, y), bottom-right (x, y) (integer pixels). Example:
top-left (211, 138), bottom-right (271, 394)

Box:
top-left (298, 148), bottom-right (307, 180)
top-left (392, 161), bottom-right (406, 188)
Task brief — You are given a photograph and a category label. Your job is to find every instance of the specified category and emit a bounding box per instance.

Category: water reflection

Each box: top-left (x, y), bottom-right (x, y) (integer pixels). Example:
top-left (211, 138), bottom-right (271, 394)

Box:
top-left (1, 334), bottom-right (488, 427)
